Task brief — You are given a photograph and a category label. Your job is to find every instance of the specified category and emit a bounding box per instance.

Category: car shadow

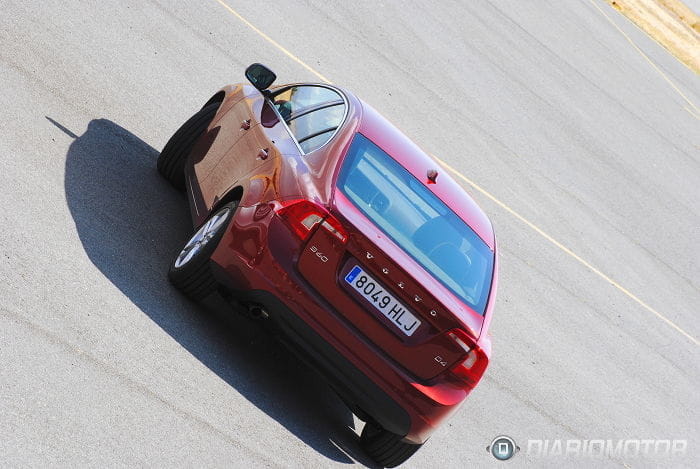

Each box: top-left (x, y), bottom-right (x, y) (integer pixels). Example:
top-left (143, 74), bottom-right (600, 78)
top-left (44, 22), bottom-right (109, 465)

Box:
top-left (53, 116), bottom-right (380, 467)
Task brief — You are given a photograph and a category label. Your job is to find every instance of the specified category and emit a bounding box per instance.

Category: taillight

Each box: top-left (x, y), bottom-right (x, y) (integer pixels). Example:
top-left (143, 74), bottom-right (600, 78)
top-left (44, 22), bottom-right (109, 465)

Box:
top-left (319, 215), bottom-right (348, 243)
top-left (447, 329), bottom-right (489, 389)
top-left (276, 199), bottom-right (348, 243)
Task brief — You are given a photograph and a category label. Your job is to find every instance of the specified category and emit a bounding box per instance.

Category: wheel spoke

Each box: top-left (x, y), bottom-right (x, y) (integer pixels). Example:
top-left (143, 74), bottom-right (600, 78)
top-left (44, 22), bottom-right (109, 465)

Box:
top-left (201, 217), bottom-right (216, 235)
top-left (173, 207), bottom-right (231, 269)
top-left (208, 211), bottom-right (229, 233)
top-left (176, 244), bottom-right (200, 267)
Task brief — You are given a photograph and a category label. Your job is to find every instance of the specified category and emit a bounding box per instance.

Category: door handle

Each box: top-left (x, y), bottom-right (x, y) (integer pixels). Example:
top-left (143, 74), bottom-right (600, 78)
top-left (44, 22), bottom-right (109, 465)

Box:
top-left (240, 119), bottom-right (251, 131)
top-left (257, 148), bottom-right (270, 160)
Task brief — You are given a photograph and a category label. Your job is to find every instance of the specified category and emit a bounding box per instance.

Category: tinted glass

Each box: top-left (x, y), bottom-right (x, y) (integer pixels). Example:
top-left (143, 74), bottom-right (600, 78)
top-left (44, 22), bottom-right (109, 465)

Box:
top-left (274, 86), bottom-right (340, 120)
top-left (337, 134), bottom-right (494, 314)
top-left (299, 129), bottom-right (335, 153)
top-left (288, 104), bottom-right (344, 152)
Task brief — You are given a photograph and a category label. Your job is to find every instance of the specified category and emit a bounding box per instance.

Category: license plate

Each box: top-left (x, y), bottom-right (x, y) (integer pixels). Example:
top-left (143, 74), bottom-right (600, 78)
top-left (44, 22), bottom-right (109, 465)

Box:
top-left (344, 265), bottom-right (421, 337)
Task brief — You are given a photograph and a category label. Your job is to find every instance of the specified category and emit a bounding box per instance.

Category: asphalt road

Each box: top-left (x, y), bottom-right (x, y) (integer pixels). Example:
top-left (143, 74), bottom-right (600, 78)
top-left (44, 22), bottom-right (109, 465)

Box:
top-left (1, 1), bottom-right (698, 467)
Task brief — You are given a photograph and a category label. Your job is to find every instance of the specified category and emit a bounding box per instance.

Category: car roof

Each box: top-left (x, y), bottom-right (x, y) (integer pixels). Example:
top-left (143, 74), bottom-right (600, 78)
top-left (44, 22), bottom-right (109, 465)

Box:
top-left (354, 99), bottom-right (495, 250)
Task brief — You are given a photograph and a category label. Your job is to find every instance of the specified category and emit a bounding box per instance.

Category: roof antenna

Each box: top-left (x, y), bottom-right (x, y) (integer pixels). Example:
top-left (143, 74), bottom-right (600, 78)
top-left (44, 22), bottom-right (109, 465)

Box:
top-left (427, 169), bottom-right (438, 184)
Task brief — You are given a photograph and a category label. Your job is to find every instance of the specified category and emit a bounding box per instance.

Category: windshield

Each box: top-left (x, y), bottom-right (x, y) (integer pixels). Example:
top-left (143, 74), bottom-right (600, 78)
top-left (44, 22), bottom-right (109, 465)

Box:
top-left (337, 134), bottom-right (494, 314)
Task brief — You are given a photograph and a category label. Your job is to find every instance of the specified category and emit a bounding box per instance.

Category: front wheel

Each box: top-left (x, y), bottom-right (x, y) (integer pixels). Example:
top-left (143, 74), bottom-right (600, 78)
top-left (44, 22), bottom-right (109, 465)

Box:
top-left (157, 103), bottom-right (219, 190)
top-left (168, 202), bottom-right (237, 301)
top-left (360, 422), bottom-right (422, 468)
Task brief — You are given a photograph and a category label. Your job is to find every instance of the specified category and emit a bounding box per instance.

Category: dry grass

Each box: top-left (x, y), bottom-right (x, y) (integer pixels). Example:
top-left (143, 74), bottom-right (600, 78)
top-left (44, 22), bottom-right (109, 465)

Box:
top-left (606, 0), bottom-right (700, 73)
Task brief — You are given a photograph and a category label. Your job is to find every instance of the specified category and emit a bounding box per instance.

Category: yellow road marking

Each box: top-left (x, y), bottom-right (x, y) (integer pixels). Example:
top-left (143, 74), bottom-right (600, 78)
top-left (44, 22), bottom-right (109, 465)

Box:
top-left (213, 0), bottom-right (332, 84)
top-left (434, 157), bottom-right (698, 346)
top-left (683, 106), bottom-right (700, 120)
top-left (212, 0), bottom-right (698, 345)
top-left (587, 0), bottom-right (699, 114)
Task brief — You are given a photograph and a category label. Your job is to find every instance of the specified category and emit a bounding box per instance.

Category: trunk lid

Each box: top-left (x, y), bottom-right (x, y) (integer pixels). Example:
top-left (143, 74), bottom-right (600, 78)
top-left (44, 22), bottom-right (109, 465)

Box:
top-left (297, 192), bottom-right (483, 381)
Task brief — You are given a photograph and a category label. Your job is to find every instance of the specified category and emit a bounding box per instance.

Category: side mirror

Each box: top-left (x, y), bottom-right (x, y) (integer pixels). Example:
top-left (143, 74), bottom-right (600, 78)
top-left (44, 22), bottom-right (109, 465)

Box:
top-left (245, 63), bottom-right (277, 92)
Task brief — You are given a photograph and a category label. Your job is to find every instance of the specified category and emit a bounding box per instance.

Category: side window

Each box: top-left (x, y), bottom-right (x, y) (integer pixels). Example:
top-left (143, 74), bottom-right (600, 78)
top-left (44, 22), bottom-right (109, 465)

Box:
top-left (274, 86), bottom-right (339, 119)
top-left (289, 105), bottom-right (345, 152)
top-left (273, 86), bottom-right (346, 153)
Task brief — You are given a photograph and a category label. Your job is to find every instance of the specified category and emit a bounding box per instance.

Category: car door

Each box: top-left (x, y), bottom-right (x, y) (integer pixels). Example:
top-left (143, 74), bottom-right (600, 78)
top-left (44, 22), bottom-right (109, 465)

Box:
top-left (205, 119), bottom-right (295, 203)
top-left (190, 86), bottom-right (264, 186)
top-left (202, 99), bottom-right (299, 211)
top-left (199, 84), bottom-right (347, 211)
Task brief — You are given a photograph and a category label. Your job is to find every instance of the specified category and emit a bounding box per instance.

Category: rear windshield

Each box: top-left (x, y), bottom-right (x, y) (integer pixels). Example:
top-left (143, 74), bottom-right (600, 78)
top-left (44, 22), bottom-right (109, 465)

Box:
top-left (337, 133), bottom-right (494, 314)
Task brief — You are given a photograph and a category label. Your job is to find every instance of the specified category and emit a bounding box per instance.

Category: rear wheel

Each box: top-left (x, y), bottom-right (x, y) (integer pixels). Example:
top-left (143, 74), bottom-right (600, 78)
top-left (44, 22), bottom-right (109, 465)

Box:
top-left (168, 202), bottom-right (236, 300)
top-left (360, 422), bottom-right (422, 468)
top-left (157, 103), bottom-right (219, 190)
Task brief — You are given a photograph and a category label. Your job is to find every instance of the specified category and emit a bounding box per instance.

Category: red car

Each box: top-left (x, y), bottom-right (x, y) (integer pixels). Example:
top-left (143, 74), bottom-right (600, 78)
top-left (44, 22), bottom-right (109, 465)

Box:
top-left (158, 64), bottom-right (498, 467)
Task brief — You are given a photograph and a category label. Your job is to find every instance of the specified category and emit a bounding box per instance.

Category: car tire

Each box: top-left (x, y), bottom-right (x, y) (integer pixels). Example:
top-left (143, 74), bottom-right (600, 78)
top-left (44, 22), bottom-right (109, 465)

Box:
top-left (360, 421), bottom-right (422, 468)
top-left (168, 202), bottom-right (237, 301)
top-left (157, 103), bottom-right (219, 191)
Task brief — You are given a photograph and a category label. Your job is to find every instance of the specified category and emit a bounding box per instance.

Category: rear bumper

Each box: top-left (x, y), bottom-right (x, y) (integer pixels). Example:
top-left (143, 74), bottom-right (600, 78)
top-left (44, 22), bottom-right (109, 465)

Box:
top-left (209, 206), bottom-right (470, 443)
top-left (233, 289), bottom-right (411, 437)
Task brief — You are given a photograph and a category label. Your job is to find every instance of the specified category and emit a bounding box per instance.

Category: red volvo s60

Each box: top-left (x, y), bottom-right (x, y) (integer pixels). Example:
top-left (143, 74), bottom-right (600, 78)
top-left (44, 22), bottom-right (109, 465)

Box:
top-left (158, 64), bottom-right (499, 467)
